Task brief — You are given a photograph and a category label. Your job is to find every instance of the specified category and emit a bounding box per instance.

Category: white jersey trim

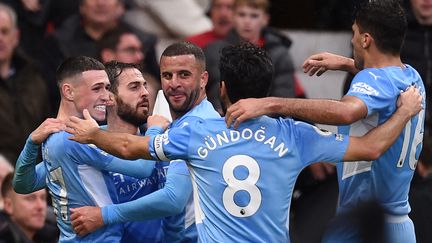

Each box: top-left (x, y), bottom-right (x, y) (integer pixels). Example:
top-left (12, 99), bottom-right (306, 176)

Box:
top-left (154, 134), bottom-right (170, 161)
top-left (78, 165), bottom-right (113, 206)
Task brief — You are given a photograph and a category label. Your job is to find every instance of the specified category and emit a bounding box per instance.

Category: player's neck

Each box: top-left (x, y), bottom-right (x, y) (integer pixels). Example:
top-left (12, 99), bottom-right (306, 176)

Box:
top-left (106, 112), bottom-right (140, 135)
top-left (56, 100), bottom-right (81, 122)
top-left (364, 52), bottom-right (403, 69)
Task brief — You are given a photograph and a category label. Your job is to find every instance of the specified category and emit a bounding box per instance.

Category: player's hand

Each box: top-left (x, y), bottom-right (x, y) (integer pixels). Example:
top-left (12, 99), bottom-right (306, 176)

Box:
top-left (66, 109), bottom-right (99, 143)
top-left (397, 86), bottom-right (423, 117)
top-left (147, 115), bottom-right (171, 130)
top-left (225, 98), bottom-right (267, 129)
top-left (30, 118), bottom-right (66, 144)
top-left (70, 206), bottom-right (104, 237)
top-left (302, 52), bottom-right (357, 76)
top-left (308, 162), bottom-right (335, 181)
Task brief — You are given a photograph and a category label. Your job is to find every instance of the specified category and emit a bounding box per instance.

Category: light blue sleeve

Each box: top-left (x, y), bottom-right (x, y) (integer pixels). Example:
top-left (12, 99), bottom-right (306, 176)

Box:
top-left (66, 138), bottom-right (155, 179)
top-left (144, 126), bottom-right (165, 136)
top-left (149, 125), bottom-right (193, 162)
top-left (104, 158), bottom-right (156, 179)
top-left (292, 120), bottom-right (349, 166)
top-left (13, 136), bottom-right (47, 194)
top-left (347, 69), bottom-right (396, 116)
top-left (101, 161), bottom-right (192, 224)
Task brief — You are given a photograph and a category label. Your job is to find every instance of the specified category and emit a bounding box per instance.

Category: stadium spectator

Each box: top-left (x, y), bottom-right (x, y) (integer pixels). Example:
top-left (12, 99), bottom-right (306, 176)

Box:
top-left (187, 0), bottom-right (234, 48)
top-left (0, 0), bottom-right (78, 61)
top-left (98, 27), bottom-right (160, 114)
top-left (204, 0), bottom-right (297, 114)
top-left (1, 173), bottom-right (49, 243)
top-left (0, 3), bottom-right (51, 165)
top-left (0, 155), bottom-right (13, 210)
top-left (124, 0), bottom-right (212, 38)
top-left (225, 1), bottom-right (424, 242)
top-left (66, 41), bottom-right (422, 242)
top-left (42, 0), bottom-right (159, 109)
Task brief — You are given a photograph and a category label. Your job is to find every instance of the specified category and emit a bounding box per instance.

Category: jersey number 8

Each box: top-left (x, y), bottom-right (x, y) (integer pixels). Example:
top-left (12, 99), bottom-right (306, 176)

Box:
top-left (222, 155), bottom-right (262, 217)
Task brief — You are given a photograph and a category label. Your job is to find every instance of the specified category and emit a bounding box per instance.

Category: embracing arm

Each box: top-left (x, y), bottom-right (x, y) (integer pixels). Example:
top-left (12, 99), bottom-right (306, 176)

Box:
top-left (343, 87), bottom-right (422, 161)
top-left (13, 118), bottom-right (65, 193)
top-left (103, 172), bottom-right (191, 223)
top-left (78, 129), bottom-right (152, 160)
top-left (71, 170), bottom-right (192, 236)
top-left (13, 137), bottom-right (46, 194)
top-left (67, 111), bottom-right (169, 160)
top-left (226, 96), bottom-right (367, 129)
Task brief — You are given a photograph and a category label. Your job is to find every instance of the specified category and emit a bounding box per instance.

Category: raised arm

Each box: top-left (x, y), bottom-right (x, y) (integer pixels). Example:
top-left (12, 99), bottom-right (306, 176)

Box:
top-left (70, 161), bottom-right (192, 236)
top-left (13, 118), bottom-right (65, 193)
top-left (343, 86), bottom-right (423, 161)
top-left (302, 52), bottom-right (359, 77)
top-left (66, 110), bottom-right (169, 160)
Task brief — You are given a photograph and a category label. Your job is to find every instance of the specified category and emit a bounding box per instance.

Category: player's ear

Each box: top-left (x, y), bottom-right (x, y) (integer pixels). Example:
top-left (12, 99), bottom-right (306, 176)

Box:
top-left (362, 33), bottom-right (372, 49)
top-left (62, 83), bottom-right (74, 101)
top-left (200, 71), bottom-right (208, 89)
top-left (3, 197), bottom-right (13, 215)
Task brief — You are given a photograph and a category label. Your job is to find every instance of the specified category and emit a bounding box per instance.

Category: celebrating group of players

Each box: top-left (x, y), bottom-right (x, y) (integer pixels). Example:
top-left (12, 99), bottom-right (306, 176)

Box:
top-left (13, 0), bottom-right (426, 242)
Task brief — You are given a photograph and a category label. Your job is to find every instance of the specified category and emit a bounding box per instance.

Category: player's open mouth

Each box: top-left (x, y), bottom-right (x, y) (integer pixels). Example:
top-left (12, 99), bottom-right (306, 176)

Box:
top-left (94, 105), bottom-right (106, 112)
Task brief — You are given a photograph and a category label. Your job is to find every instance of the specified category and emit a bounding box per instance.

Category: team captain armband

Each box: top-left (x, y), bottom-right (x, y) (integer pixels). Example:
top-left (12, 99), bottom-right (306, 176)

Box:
top-left (153, 134), bottom-right (169, 161)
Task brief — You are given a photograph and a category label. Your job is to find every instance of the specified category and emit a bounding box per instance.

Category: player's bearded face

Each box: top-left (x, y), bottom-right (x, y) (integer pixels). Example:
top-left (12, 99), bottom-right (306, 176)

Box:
top-left (160, 55), bottom-right (206, 117)
top-left (165, 80), bottom-right (201, 114)
top-left (116, 94), bottom-right (149, 126)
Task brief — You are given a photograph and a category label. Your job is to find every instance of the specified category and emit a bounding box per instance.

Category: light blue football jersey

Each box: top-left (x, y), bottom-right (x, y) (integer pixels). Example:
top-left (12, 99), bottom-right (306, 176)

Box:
top-left (150, 116), bottom-right (349, 242)
top-left (15, 132), bottom-right (162, 242)
top-left (102, 126), bottom-right (165, 243)
top-left (105, 167), bottom-right (165, 243)
top-left (161, 99), bottom-right (220, 242)
top-left (42, 131), bottom-right (123, 243)
top-left (336, 65), bottom-right (425, 215)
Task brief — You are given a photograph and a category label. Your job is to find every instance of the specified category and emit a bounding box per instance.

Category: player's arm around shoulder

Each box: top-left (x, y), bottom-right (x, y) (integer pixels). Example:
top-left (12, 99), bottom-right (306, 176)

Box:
top-left (343, 86), bottom-right (423, 162)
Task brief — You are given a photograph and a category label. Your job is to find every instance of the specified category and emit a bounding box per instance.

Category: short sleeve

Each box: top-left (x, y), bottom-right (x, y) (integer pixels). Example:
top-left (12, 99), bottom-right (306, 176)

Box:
top-left (293, 120), bottom-right (349, 165)
top-left (347, 70), bottom-right (396, 116)
top-left (149, 120), bottom-right (198, 161)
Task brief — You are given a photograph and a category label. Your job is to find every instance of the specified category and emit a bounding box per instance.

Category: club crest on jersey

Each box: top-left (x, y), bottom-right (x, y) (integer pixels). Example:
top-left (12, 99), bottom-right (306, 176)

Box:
top-left (351, 82), bottom-right (379, 96)
top-left (312, 126), bottom-right (332, 136)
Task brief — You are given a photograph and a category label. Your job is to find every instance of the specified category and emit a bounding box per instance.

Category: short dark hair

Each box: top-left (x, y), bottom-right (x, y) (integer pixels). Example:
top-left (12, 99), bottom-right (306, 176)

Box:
top-left (219, 42), bottom-right (273, 103)
top-left (161, 41), bottom-right (206, 71)
top-left (355, 0), bottom-right (407, 55)
top-left (1, 173), bottom-right (13, 198)
top-left (104, 60), bottom-right (141, 94)
top-left (56, 56), bottom-right (106, 86)
top-left (98, 26), bottom-right (140, 56)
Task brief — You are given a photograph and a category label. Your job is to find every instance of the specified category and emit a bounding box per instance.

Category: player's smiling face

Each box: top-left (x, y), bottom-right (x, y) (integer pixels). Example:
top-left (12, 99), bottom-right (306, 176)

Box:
top-left (73, 70), bottom-right (111, 121)
top-left (160, 54), bottom-right (208, 118)
top-left (115, 68), bottom-right (149, 126)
